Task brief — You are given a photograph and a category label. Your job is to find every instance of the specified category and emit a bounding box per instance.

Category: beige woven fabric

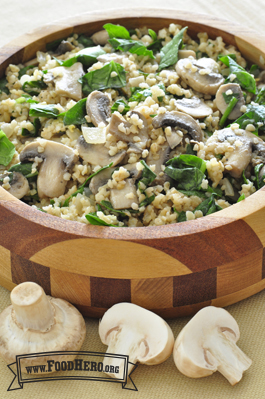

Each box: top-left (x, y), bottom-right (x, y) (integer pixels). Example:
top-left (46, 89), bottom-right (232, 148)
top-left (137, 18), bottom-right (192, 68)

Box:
top-left (1, 1), bottom-right (265, 397)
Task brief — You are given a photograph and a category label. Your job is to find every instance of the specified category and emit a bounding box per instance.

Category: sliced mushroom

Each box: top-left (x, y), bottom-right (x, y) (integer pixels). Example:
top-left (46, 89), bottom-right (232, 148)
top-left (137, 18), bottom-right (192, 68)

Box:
top-left (257, 70), bottom-right (265, 89)
top-left (97, 53), bottom-right (125, 64)
top-left (20, 140), bottom-right (77, 199)
top-left (0, 282), bottom-right (86, 374)
top-left (174, 306), bottom-right (252, 385)
top-left (86, 91), bottom-right (111, 126)
top-left (0, 172), bottom-right (29, 199)
top-left (178, 49), bottom-right (196, 59)
top-left (175, 96), bottom-right (213, 119)
top-left (99, 303), bottom-right (174, 380)
top-left (91, 30), bottom-right (109, 45)
top-left (76, 135), bottom-right (126, 167)
top-left (215, 83), bottom-right (245, 120)
top-left (176, 57), bottom-right (224, 95)
top-left (108, 111), bottom-right (149, 149)
top-left (152, 111), bottom-right (203, 146)
top-left (146, 144), bottom-right (171, 185)
top-left (110, 178), bottom-right (138, 209)
top-left (55, 40), bottom-right (75, 55)
top-left (48, 62), bottom-right (84, 101)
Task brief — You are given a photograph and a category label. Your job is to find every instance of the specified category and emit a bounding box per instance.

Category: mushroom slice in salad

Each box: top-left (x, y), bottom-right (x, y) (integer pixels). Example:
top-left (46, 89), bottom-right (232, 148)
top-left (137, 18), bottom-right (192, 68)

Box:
top-left (215, 83), bottom-right (245, 120)
top-left (19, 140), bottom-right (78, 199)
top-left (0, 171), bottom-right (29, 199)
top-left (146, 144), bottom-right (171, 185)
top-left (76, 135), bottom-right (126, 167)
top-left (86, 90), bottom-right (111, 126)
top-left (176, 57), bottom-right (224, 95)
top-left (152, 111), bottom-right (203, 148)
top-left (110, 178), bottom-right (139, 210)
top-left (174, 96), bottom-right (213, 119)
top-left (91, 29), bottom-right (109, 45)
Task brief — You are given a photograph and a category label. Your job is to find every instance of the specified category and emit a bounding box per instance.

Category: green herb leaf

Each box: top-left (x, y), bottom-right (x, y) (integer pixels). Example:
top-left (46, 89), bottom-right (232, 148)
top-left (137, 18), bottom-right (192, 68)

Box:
top-left (219, 97), bottom-right (238, 127)
top-left (9, 162), bottom-right (38, 178)
top-left (129, 83), bottom-right (165, 103)
top-left (222, 92), bottom-right (239, 104)
top-left (78, 35), bottom-right (95, 48)
top-left (219, 55), bottom-right (256, 94)
top-left (21, 118), bottom-right (41, 137)
top-left (29, 104), bottom-right (59, 119)
top-left (60, 97), bottom-right (87, 125)
top-left (234, 102), bottom-right (265, 132)
top-left (111, 99), bottom-right (130, 115)
top-left (178, 190), bottom-right (207, 198)
top-left (195, 193), bottom-right (222, 216)
top-left (103, 23), bottom-right (131, 39)
top-left (108, 38), bottom-right (154, 59)
top-left (139, 194), bottom-right (155, 207)
top-left (158, 27), bottom-right (187, 71)
top-left (249, 64), bottom-right (260, 78)
top-left (18, 65), bottom-right (35, 79)
top-left (254, 163), bottom-right (265, 189)
top-left (255, 87), bottom-right (265, 105)
top-left (166, 154), bottom-right (207, 173)
top-left (22, 79), bottom-right (47, 96)
top-left (85, 213), bottom-right (117, 226)
top-left (237, 193), bottom-right (246, 202)
top-left (138, 160), bottom-right (156, 190)
top-left (60, 46), bottom-right (105, 68)
top-left (177, 211), bottom-right (187, 222)
top-left (148, 29), bottom-right (157, 42)
top-left (80, 61), bottom-right (126, 96)
top-left (100, 200), bottom-right (137, 216)
top-left (0, 77), bottom-right (9, 95)
top-left (0, 130), bottom-right (16, 166)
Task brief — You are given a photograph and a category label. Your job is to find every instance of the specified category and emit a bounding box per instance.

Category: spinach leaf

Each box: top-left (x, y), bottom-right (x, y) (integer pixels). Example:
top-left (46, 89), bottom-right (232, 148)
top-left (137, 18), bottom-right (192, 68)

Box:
top-left (108, 38), bottom-right (154, 59)
top-left (186, 143), bottom-right (196, 155)
top-left (80, 61), bottom-right (126, 96)
top-left (9, 162), bottom-right (38, 178)
top-left (103, 23), bottom-right (131, 39)
top-left (139, 194), bottom-right (155, 207)
top-left (178, 190), bottom-right (207, 198)
top-left (138, 160), bottom-right (156, 190)
top-left (0, 130), bottom-right (15, 166)
top-left (234, 102), bottom-right (265, 133)
top-left (255, 87), bottom-right (265, 105)
top-left (59, 46), bottom-right (105, 68)
top-left (85, 213), bottom-right (118, 226)
top-left (254, 163), bottom-right (265, 189)
top-left (59, 97), bottom-right (87, 125)
top-left (177, 210), bottom-right (187, 222)
top-left (166, 154), bottom-right (207, 173)
top-left (16, 95), bottom-right (39, 104)
top-left (18, 65), bottom-right (35, 79)
top-left (21, 118), bottom-right (41, 137)
top-left (62, 162), bottom-right (113, 207)
top-left (195, 193), bottom-right (222, 216)
top-left (78, 35), bottom-right (95, 48)
top-left (129, 83), bottom-right (165, 102)
top-left (22, 79), bottom-right (47, 96)
top-left (0, 77), bottom-right (9, 95)
top-left (219, 97), bottom-right (238, 127)
top-left (219, 55), bottom-right (256, 94)
top-left (249, 64), bottom-right (260, 78)
top-left (100, 200), bottom-right (139, 216)
top-left (237, 193), bottom-right (245, 202)
top-left (222, 92), bottom-right (239, 104)
top-left (158, 27), bottom-right (187, 71)
top-left (29, 104), bottom-right (59, 119)
top-left (148, 29), bottom-right (157, 42)
top-left (111, 99), bottom-right (130, 115)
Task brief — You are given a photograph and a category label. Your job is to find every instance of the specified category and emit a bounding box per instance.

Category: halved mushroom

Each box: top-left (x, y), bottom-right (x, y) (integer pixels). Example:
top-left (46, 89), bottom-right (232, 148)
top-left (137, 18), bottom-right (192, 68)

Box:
top-left (76, 135), bottom-right (126, 167)
top-left (152, 111), bottom-right (203, 147)
top-left (178, 49), bottom-right (196, 59)
top-left (108, 111), bottom-right (149, 149)
top-left (176, 57), bottom-right (224, 95)
top-left (110, 178), bottom-right (138, 209)
top-left (146, 144), bottom-right (171, 185)
top-left (0, 171), bottom-right (29, 199)
top-left (20, 140), bottom-right (78, 198)
top-left (99, 303), bottom-right (174, 380)
top-left (48, 62), bottom-right (84, 101)
top-left (174, 306), bottom-right (252, 385)
top-left (91, 30), bottom-right (109, 45)
top-left (215, 83), bottom-right (245, 120)
top-left (0, 282), bottom-right (86, 374)
top-left (175, 96), bottom-right (213, 119)
top-left (86, 91), bottom-right (111, 126)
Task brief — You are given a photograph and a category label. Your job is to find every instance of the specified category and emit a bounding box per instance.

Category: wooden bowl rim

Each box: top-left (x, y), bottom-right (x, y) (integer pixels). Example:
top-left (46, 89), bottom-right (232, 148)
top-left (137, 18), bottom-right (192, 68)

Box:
top-left (1, 8), bottom-right (265, 240)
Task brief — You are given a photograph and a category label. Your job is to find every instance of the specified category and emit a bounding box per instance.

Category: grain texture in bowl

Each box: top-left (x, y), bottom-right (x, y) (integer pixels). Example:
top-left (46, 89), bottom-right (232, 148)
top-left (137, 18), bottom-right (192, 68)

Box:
top-left (1, 9), bottom-right (265, 318)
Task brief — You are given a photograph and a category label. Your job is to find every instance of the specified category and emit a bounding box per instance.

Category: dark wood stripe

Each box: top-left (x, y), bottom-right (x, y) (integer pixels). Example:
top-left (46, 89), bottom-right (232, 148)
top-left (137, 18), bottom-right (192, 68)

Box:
top-left (90, 277), bottom-right (131, 308)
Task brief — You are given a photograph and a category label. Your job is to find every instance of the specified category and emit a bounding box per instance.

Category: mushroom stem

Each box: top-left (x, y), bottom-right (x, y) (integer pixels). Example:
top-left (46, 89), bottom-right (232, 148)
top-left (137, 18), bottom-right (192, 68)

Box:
top-left (206, 333), bottom-right (252, 385)
top-left (103, 328), bottom-right (138, 379)
top-left (11, 282), bottom-right (54, 332)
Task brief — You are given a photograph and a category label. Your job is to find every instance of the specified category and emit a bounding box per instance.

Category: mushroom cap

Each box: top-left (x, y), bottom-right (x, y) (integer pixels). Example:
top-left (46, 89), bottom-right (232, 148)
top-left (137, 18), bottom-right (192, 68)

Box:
top-left (99, 302), bottom-right (174, 366)
top-left (175, 96), bottom-right (213, 119)
top-left (19, 140), bottom-right (77, 198)
top-left (86, 91), bottom-right (111, 127)
top-left (176, 57), bottom-right (224, 95)
top-left (51, 62), bottom-right (84, 101)
top-left (215, 83), bottom-right (245, 120)
top-left (0, 171), bottom-right (29, 199)
top-left (0, 282), bottom-right (86, 373)
top-left (91, 30), bottom-right (109, 46)
top-left (173, 306), bottom-right (252, 385)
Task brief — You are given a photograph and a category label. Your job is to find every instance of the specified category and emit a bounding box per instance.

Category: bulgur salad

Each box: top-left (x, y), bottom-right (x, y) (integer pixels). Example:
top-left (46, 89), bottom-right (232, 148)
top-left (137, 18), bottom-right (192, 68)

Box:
top-left (1, 23), bottom-right (265, 227)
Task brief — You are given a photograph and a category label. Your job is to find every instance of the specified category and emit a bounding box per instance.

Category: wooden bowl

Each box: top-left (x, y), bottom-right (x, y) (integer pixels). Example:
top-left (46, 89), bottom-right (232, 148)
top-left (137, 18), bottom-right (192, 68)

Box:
top-left (1, 9), bottom-right (265, 318)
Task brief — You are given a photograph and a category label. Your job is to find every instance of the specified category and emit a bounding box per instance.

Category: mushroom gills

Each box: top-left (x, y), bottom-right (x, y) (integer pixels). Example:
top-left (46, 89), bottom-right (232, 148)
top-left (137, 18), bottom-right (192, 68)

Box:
top-left (0, 171), bottom-right (29, 199)
top-left (86, 91), bottom-right (111, 127)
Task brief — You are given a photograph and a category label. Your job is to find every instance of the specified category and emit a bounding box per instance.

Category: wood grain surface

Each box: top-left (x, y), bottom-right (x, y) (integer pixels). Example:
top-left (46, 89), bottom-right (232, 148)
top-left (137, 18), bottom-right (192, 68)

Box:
top-left (1, 10), bottom-right (265, 317)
